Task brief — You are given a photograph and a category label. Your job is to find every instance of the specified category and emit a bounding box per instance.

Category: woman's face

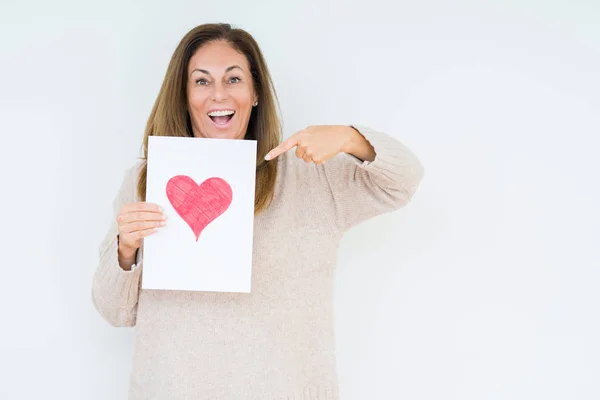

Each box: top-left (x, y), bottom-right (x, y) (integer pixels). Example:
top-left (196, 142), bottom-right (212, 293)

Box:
top-left (186, 40), bottom-right (257, 140)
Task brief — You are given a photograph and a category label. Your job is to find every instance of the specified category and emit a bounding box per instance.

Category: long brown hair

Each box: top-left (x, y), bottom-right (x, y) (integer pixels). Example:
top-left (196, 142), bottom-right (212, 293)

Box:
top-left (137, 23), bottom-right (281, 213)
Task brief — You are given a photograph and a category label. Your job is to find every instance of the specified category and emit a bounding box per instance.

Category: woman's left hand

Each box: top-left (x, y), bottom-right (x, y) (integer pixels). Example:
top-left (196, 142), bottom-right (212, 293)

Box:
top-left (264, 125), bottom-right (375, 164)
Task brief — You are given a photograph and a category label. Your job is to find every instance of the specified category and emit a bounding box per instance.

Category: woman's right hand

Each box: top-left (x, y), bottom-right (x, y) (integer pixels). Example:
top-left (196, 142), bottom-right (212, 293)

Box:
top-left (116, 202), bottom-right (166, 264)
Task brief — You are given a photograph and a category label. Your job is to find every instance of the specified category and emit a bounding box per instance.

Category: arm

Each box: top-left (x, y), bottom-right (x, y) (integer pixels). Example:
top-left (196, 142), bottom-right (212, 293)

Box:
top-left (311, 125), bottom-right (424, 233)
top-left (341, 125), bottom-right (376, 162)
top-left (91, 164), bottom-right (143, 327)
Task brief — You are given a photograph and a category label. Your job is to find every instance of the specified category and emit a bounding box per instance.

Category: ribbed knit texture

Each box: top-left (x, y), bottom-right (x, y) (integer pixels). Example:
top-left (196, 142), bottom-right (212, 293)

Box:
top-left (91, 125), bottom-right (424, 399)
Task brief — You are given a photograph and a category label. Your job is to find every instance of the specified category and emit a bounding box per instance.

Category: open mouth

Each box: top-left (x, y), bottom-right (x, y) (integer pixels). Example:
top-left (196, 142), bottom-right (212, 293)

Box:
top-left (208, 110), bottom-right (235, 128)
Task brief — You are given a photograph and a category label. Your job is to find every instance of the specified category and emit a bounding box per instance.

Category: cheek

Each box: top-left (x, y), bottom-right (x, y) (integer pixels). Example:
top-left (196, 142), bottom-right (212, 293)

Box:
top-left (232, 86), bottom-right (253, 106)
top-left (187, 92), bottom-right (209, 122)
top-left (188, 90), bottom-right (207, 109)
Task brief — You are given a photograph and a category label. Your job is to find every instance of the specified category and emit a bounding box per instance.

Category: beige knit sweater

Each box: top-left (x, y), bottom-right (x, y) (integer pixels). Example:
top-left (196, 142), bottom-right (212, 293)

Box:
top-left (92, 125), bottom-right (424, 400)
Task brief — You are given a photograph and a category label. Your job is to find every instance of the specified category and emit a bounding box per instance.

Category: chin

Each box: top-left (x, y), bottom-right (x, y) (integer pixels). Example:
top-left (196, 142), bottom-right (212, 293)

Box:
top-left (213, 130), bottom-right (244, 140)
top-left (197, 127), bottom-right (242, 140)
top-left (193, 123), bottom-right (244, 139)
top-left (200, 113), bottom-right (248, 140)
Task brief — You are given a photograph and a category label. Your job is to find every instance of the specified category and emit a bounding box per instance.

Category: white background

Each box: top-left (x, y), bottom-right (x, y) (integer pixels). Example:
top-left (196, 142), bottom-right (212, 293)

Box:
top-left (1, 0), bottom-right (599, 399)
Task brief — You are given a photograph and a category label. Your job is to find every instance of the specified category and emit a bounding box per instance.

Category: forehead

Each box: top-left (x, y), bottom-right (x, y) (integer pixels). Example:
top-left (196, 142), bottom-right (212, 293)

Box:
top-left (188, 41), bottom-right (250, 73)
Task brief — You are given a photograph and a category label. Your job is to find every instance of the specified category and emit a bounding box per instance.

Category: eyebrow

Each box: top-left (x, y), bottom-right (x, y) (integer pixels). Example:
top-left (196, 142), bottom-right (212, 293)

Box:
top-left (190, 65), bottom-right (243, 76)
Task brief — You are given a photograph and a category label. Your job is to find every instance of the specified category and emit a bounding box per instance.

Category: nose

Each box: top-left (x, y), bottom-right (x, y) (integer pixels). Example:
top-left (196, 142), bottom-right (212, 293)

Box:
top-left (211, 81), bottom-right (228, 102)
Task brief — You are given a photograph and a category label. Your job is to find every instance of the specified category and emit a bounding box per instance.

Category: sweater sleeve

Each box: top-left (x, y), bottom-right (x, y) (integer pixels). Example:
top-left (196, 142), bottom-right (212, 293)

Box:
top-left (311, 125), bottom-right (424, 234)
top-left (91, 163), bottom-right (144, 327)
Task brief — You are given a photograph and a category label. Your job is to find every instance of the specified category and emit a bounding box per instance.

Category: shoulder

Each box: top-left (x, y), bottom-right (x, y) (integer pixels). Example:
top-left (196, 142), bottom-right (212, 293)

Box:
top-left (122, 159), bottom-right (144, 186)
top-left (129, 158), bottom-right (145, 174)
top-left (114, 159), bottom-right (145, 204)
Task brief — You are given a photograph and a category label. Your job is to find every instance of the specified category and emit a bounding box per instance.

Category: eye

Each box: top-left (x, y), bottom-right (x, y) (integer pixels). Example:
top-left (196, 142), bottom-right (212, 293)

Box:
top-left (195, 78), bottom-right (208, 86)
top-left (228, 77), bottom-right (241, 84)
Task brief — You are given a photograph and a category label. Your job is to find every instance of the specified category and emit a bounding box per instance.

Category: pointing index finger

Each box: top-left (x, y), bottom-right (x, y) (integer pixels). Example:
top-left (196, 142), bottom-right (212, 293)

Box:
top-left (264, 134), bottom-right (300, 161)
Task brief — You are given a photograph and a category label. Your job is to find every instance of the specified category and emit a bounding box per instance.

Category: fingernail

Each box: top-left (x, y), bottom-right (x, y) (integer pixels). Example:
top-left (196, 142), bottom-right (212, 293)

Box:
top-left (264, 154), bottom-right (271, 160)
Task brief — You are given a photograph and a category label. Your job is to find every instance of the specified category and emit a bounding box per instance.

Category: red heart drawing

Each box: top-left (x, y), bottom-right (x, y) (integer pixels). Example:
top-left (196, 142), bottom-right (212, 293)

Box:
top-left (165, 175), bottom-right (233, 241)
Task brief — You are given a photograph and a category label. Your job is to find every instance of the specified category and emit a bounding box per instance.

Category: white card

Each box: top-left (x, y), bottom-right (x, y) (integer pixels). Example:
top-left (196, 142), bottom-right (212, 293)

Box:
top-left (142, 136), bottom-right (257, 293)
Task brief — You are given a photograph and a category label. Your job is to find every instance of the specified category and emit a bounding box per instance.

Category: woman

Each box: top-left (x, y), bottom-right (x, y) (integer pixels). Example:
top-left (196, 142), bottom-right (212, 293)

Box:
top-left (92, 23), bottom-right (424, 399)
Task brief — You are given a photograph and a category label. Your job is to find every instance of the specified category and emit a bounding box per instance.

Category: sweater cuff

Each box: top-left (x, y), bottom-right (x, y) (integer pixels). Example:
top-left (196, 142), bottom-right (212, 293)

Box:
top-left (93, 230), bottom-right (143, 308)
top-left (348, 124), bottom-right (425, 189)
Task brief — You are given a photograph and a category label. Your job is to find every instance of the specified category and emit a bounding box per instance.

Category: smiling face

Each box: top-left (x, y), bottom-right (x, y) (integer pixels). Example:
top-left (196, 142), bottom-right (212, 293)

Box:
top-left (186, 40), bottom-right (257, 140)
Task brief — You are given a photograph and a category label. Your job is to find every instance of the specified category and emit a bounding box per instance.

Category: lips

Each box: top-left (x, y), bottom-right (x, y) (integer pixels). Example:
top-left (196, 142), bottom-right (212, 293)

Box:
top-left (208, 114), bottom-right (236, 129)
top-left (209, 114), bottom-right (234, 125)
top-left (207, 109), bottom-right (236, 129)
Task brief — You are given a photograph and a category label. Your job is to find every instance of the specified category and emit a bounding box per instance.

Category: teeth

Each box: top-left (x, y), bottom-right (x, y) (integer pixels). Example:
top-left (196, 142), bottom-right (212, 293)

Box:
top-left (208, 110), bottom-right (235, 117)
